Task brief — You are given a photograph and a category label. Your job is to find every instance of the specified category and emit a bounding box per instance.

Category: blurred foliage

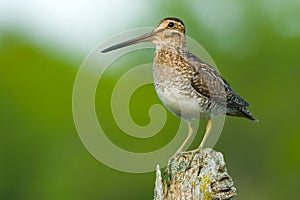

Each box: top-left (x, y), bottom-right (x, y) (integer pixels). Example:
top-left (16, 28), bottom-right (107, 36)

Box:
top-left (1, 0), bottom-right (300, 200)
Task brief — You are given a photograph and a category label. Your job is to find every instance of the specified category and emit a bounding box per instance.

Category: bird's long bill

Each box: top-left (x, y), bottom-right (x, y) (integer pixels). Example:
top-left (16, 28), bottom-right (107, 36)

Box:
top-left (101, 32), bottom-right (154, 53)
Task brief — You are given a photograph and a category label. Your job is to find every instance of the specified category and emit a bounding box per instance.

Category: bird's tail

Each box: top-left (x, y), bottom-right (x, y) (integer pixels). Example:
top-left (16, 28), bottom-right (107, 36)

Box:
top-left (226, 107), bottom-right (258, 122)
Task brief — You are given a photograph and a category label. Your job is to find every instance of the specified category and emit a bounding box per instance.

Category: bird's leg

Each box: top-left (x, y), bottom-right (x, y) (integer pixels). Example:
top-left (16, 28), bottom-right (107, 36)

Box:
top-left (175, 121), bottom-right (193, 154)
top-left (167, 121), bottom-right (194, 168)
top-left (198, 119), bottom-right (212, 151)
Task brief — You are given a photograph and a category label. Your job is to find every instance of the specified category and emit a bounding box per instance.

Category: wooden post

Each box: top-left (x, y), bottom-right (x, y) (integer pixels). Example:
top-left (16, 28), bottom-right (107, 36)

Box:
top-left (154, 148), bottom-right (237, 200)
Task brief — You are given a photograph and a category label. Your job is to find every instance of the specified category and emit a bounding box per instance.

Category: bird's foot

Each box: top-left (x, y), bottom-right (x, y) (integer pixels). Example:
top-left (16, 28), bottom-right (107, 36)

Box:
top-left (167, 149), bottom-right (201, 169)
top-left (167, 151), bottom-right (188, 166)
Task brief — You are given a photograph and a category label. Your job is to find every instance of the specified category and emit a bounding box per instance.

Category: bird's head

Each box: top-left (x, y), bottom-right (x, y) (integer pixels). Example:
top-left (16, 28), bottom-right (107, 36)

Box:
top-left (101, 17), bottom-right (186, 53)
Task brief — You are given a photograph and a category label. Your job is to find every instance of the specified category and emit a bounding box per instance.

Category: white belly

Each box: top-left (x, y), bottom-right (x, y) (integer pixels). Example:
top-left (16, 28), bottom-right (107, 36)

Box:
top-left (155, 86), bottom-right (202, 119)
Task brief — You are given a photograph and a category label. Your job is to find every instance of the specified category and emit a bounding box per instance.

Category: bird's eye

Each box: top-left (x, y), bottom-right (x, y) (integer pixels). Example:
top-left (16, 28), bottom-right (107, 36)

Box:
top-left (168, 22), bottom-right (174, 28)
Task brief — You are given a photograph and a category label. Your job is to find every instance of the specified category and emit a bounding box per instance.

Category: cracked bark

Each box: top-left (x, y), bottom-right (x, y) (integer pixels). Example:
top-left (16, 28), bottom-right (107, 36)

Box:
top-left (154, 148), bottom-right (237, 200)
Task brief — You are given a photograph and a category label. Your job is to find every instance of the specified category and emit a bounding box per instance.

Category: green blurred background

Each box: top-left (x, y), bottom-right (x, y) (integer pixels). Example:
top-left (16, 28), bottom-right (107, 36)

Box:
top-left (1, 0), bottom-right (300, 199)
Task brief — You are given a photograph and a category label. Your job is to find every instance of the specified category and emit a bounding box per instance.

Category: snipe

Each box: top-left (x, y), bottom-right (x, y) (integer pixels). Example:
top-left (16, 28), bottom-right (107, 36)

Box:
top-left (102, 17), bottom-right (257, 153)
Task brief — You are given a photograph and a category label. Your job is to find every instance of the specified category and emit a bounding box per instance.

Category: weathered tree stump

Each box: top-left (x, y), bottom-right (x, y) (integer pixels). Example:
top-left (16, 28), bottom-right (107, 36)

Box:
top-left (154, 148), bottom-right (236, 200)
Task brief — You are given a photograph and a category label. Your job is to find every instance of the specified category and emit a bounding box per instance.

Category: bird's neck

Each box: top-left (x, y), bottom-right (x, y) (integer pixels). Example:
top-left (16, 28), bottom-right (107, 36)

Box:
top-left (153, 33), bottom-right (187, 54)
top-left (155, 40), bottom-right (188, 56)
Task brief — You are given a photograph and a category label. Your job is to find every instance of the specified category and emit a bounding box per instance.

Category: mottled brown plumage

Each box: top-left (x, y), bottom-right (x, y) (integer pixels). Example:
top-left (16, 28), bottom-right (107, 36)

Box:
top-left (102, 17), bottom-right (257, 153)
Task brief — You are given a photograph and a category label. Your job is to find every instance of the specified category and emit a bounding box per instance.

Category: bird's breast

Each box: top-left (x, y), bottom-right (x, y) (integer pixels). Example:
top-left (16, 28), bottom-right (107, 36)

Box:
top-left (152, 62), bottom-right (211, 120)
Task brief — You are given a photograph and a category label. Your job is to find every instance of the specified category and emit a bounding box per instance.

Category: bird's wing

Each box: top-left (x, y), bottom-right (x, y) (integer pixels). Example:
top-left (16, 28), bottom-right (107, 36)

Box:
top-left (187, 52), bottom-right (249, 108)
